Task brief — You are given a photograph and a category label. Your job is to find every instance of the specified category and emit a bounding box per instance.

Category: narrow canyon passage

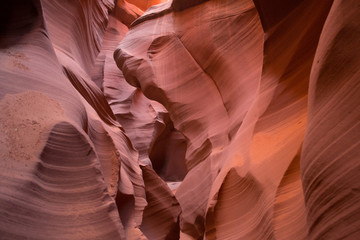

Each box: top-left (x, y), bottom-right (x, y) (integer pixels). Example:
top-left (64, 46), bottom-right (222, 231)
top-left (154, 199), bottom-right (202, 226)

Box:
top-left (0, 0), bottom-right (359, 239)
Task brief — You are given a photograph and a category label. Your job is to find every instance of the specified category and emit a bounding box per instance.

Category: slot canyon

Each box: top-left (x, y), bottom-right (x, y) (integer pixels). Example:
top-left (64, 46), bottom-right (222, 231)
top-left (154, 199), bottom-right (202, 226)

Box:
top-left (0, 0), bottom-right (359, 239)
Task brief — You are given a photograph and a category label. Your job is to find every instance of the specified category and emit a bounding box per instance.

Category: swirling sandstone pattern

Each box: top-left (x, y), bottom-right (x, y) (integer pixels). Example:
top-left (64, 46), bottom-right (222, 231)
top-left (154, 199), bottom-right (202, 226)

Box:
top-left (0, 0), bottom-right (140, 239)
top-left (1, 0), bottom-right (359, 239)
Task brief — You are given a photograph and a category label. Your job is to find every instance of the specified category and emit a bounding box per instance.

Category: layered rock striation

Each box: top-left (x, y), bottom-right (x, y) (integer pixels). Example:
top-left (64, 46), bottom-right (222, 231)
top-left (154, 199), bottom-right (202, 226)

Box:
top-left (0, 0), bottom-right (359, 239)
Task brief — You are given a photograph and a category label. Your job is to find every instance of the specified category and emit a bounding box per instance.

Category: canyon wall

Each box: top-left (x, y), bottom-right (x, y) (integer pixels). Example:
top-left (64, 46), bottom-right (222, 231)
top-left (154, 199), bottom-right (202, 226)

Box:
top-left (0, 0), bottom-right (359, 239)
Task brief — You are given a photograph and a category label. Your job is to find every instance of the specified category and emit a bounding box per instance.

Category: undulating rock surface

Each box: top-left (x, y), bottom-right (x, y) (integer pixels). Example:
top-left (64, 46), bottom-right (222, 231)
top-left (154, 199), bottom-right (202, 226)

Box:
top-left (0, 0), bottom-right (359, 239)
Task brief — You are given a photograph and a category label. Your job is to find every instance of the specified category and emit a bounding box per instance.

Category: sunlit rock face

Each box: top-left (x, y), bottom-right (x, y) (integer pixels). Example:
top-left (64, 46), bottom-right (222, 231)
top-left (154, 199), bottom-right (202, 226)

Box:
top-left (1, 0), bottom-right (359, 240)
top-left (126, 0), bottom-right (168, 11)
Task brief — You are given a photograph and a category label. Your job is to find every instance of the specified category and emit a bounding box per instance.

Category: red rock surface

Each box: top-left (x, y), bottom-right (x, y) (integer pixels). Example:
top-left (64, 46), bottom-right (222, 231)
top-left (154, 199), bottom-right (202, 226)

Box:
top-left (1, 0), bottom-right (359, 239)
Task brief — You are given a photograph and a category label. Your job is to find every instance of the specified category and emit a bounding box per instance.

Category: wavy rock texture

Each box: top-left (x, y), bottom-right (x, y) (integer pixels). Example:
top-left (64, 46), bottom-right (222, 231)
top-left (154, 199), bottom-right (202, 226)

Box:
top-left (0, 0), bottom-right (146, 239)
top-left (1, 0), bottom-right (359, 240)
top-left (115, 0), bottom-right (359, 239)
top-left (301, 0), bottom-right (360, 239)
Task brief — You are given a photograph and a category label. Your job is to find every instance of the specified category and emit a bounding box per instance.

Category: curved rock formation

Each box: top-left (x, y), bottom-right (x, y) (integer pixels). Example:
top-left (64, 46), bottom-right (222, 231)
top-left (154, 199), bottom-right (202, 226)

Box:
top-left (114, 0), bottom-right (359, 239)
top-left (0, 0), bottom-right (144, 239)
top-left (1, 0), bottom-right (359, 239)
top-left (301, 0), bottom-right (360, 238)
